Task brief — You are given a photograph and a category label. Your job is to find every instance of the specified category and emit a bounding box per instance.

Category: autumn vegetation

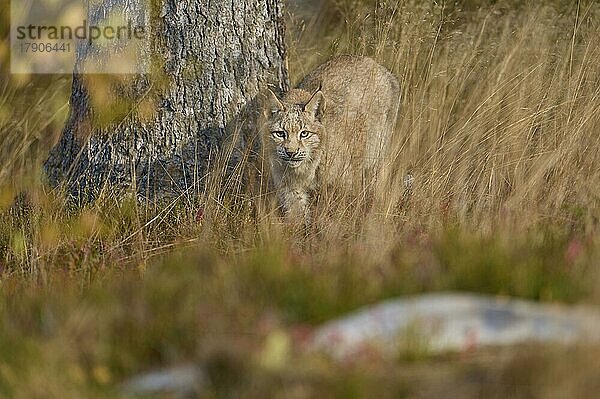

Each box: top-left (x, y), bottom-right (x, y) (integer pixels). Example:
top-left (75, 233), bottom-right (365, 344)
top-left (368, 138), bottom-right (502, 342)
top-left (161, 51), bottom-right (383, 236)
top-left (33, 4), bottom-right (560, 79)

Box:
top-left (0, 0), bottom-right (599, 397)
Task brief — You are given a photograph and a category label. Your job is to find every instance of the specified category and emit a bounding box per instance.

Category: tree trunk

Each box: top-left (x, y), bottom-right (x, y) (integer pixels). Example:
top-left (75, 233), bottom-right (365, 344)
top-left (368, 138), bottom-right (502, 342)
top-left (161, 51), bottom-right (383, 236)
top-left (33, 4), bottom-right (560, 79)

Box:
top-left (44, 0), bottom-right (289, 202)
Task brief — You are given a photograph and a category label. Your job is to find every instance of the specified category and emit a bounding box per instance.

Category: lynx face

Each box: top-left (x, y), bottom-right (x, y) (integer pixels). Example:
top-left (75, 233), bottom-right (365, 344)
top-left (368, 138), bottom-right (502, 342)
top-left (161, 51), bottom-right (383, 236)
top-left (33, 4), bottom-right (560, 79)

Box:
top-left (264, 89), bottom-right (325, 169)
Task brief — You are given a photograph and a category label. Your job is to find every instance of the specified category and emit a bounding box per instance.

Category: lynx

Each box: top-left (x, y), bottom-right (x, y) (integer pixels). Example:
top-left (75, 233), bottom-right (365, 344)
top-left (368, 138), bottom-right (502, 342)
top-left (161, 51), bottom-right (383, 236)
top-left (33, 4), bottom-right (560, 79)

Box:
top-left (261, 55), bottom-right (400, 223)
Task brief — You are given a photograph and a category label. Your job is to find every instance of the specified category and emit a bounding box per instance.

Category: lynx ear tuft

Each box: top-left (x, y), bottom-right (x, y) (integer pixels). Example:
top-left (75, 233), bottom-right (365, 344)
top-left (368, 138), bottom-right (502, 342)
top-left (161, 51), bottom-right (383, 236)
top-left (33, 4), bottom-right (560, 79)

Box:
top-left (304, 89), bottom-right (326, 121)
top-left (266, 88), bottom-right (284, 115)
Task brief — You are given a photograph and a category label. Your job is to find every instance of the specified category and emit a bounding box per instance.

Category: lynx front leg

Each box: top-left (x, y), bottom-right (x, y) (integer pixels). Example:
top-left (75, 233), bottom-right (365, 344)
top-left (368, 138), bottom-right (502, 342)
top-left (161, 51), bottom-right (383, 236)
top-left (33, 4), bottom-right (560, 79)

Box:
top-left (278, 188), bottom-right (311, 227)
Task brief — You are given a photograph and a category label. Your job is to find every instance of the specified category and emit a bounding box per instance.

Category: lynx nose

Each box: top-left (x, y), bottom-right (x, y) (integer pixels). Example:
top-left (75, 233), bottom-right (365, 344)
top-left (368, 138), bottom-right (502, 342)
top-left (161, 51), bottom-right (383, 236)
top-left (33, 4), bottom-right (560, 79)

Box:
top-left (284, 148), bottom-right (298, 158)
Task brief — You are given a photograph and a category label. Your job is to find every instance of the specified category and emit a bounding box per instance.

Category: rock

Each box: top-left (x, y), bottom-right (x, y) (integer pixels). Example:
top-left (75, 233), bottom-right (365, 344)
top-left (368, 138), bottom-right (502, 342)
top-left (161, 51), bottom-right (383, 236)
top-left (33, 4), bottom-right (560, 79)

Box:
top-left (122, 364), bottom-right (204, 397)
top-left (122, 293), bottom-right (600, 395)
top-left (309, 293), bottom-right (600, 360)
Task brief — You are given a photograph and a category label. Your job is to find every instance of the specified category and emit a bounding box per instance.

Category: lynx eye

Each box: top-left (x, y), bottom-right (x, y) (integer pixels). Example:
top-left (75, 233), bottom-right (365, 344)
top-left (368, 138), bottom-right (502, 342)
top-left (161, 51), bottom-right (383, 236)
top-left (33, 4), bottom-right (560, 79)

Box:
top-left (271, 130), bottom-right (286, 139)
top-left (299, 130), bottom-right (313, 139)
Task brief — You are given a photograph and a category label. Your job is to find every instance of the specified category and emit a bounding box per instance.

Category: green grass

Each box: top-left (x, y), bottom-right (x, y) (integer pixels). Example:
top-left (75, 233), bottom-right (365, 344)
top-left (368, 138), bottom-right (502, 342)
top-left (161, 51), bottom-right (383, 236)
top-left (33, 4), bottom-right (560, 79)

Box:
top-left (1, 0), bottom-right (600, 397)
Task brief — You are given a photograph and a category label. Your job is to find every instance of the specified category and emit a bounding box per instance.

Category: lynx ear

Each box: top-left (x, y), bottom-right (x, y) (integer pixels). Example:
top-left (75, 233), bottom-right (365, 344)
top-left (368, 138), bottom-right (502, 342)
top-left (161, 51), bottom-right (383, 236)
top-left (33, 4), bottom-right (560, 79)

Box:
top-left (304, 89), bottom-right (326, 121)
top-left (266, 88), bottom-right (284, 115)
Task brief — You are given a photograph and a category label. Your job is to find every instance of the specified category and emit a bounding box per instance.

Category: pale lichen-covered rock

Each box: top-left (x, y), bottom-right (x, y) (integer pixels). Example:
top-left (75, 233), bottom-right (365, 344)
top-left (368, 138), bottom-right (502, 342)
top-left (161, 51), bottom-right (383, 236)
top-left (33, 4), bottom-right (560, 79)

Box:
top-left (309, 293), bottom-right (600, 360)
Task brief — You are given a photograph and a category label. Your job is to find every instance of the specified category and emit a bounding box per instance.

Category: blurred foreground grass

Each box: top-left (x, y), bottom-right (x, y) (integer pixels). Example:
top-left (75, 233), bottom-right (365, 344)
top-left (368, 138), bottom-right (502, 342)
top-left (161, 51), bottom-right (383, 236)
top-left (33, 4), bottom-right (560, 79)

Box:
top-left (1, 0), bottom-right (600, 397)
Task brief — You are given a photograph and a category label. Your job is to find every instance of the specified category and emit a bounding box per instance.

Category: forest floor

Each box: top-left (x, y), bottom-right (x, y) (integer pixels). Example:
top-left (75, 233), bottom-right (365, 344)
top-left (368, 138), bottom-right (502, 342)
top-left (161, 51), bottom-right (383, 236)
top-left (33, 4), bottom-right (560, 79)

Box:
top-left (1, 0), bottom-right (600, 397)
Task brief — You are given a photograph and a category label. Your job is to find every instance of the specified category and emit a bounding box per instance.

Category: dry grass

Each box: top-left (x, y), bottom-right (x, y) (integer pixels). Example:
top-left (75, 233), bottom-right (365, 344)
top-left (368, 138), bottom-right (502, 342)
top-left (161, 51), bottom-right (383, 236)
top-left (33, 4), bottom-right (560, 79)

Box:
top-left (0, 0), bottom-right (600, 397)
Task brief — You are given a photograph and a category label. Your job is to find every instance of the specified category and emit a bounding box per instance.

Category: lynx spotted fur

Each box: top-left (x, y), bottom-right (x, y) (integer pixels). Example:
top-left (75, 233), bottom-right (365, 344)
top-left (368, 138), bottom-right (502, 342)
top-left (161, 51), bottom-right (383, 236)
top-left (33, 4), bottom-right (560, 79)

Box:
top-left (261, 55), bottom-right (400, 223)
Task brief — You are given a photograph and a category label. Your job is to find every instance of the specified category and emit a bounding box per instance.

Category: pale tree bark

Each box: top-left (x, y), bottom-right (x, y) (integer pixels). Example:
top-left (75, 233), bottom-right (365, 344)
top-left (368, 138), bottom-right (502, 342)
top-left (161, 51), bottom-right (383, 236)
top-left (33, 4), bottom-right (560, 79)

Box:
top-left (44, 0), bottom-right (289, 202)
